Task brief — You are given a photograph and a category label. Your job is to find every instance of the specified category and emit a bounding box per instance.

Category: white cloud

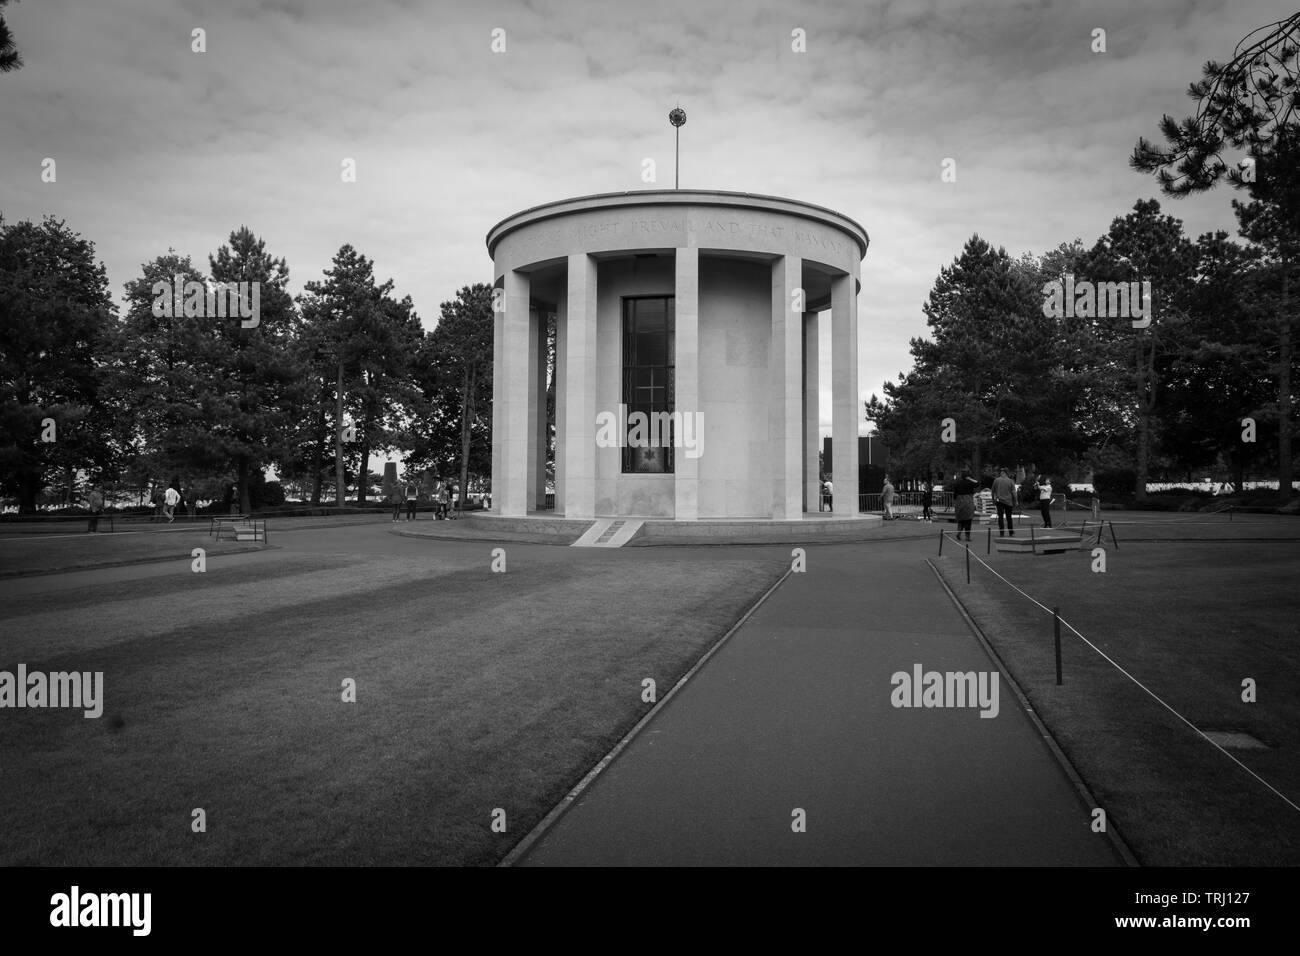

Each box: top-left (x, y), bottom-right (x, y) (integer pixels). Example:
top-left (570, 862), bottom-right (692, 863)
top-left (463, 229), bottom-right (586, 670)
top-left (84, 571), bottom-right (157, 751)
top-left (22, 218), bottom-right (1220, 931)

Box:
top-left (0, 0), bottom-right (1278, 438)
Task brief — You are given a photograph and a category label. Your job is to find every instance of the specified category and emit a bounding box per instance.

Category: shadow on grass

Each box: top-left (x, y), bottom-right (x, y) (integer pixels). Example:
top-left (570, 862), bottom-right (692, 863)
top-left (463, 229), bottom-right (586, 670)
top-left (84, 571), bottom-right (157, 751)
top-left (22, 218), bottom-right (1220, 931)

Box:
top-left (0, 545), bottom-right (787, 865)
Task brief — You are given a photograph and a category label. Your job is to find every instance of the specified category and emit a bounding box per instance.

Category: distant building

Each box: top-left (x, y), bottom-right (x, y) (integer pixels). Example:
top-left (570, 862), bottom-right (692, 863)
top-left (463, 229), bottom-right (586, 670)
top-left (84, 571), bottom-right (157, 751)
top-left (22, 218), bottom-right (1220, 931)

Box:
top-left (822, 436), bottom-right (888, 495)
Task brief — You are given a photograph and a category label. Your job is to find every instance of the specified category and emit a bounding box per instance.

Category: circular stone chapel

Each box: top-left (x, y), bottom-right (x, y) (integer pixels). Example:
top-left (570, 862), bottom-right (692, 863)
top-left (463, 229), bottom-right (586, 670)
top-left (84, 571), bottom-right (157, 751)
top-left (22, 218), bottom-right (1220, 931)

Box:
top-left (486, 189), bottom-right (868, 521)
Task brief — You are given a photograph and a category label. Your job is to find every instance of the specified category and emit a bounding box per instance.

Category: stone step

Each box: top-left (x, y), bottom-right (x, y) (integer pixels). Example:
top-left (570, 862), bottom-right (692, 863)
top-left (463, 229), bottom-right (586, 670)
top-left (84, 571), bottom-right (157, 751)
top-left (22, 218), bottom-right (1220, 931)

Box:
top-left (571, 518), bottom-right (646, 548)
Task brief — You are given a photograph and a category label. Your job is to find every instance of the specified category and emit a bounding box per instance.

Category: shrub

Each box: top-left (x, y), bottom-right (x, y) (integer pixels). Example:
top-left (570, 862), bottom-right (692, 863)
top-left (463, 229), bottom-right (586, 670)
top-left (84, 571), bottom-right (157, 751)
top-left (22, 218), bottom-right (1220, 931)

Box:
top-left (1092, 470), bottom-right (1137, 500)
top-left (255, 481), bottom-right (286, 508)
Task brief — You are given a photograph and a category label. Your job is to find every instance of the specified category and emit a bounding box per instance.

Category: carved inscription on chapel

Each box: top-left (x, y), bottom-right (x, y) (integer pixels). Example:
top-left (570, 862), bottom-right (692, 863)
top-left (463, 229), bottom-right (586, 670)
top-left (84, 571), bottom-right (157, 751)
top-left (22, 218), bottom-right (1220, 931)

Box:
top-left (511, 213), bottom-right (850, 260)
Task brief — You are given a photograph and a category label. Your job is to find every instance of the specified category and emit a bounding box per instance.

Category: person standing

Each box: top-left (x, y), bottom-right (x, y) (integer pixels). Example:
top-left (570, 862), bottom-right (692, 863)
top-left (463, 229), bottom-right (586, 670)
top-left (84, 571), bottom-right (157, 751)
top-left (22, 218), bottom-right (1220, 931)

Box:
top-left (952, 470), bottom-right (978, 541)
top-left (163, 483), bottom-right (180, 523)
top-left (992, 467), bottom-right (1017, 537)
top-left (824, 477), bottom-right (834, 512)
top-left (390, 483), bottom-right (404, 523)
top-left (1037, 474), bottom-right (1054, 528)
top-left (405, 481), bottom-right (418, 521)
top-left (436, 482), bottom-right (450, 520)
top-left (86, 485), bottom-right (104, 533)
top-left (921, 479), bottom-right (933, 523)
top-left (881, 476), bottom-right (895, 520)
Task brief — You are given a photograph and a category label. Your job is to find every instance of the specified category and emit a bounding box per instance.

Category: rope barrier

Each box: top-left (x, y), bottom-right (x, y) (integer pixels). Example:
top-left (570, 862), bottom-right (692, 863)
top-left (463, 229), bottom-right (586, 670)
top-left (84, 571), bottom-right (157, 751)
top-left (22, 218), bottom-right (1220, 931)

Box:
top-left (936, 530), bottom-right (1300, 814)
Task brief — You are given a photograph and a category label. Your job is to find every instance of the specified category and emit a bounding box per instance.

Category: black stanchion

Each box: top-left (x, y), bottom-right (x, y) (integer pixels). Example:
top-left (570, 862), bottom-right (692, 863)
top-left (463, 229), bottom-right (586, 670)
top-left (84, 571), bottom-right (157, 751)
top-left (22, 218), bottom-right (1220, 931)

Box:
top-left (1054, 606), bottom-right (1062, 685)
top-left (1108, 520), bottom-right (1119, 550)
top-left (1030, 525), bottom-right (1038, 556)
top-left (965, 540), bottom-right (970, 583)
top-left (938, 530), bottom-right (945, 556)
top-left (987, 526), bottom-right (992, 554)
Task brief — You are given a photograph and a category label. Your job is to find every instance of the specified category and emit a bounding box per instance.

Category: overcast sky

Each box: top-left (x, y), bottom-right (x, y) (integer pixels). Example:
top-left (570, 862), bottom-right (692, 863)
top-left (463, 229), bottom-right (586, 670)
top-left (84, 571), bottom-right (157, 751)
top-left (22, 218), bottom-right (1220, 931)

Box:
top-left (1, 0), bottom-right (1290, 442)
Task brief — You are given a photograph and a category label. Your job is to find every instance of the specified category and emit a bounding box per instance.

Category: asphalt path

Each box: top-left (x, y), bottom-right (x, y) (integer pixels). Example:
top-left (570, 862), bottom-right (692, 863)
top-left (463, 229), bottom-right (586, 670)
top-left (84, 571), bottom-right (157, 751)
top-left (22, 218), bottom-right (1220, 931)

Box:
top-left (516, 536), bottom-right (1124, 866)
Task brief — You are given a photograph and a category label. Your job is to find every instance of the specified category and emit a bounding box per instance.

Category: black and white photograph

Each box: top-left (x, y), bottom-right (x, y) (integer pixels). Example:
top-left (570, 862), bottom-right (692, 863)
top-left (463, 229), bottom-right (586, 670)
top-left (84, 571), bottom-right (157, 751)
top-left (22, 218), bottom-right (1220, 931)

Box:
top-left (0, 0), bottom-right (1296, 937)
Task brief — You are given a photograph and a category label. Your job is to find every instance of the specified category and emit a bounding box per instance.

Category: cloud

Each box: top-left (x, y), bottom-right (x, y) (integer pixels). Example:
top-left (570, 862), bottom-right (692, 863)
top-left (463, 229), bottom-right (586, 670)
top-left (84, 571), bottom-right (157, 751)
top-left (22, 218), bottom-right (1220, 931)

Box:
top-left (0, 0), bottom-right (1276, 437)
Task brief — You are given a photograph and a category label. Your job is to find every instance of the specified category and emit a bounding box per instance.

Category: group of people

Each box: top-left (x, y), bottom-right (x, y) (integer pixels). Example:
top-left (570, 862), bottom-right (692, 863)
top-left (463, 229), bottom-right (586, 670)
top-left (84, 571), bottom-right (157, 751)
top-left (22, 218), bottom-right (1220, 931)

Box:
top-left (83, 479), bottom-right (186, 533)
top-left (880, 475), bottom-right (936, 522)
top-left (949, 468), bottom-right (1055, 542)
top-left (392, 480), bottom-right (457, 522)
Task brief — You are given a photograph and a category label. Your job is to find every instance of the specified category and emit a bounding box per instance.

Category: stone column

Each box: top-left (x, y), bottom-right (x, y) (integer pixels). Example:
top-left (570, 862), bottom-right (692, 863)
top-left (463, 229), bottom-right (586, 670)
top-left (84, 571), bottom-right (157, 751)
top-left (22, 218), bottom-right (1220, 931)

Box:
top-left (490, 279), bottom-right (504, 512)
top-left (803, 311), bottom-right (820, 512)
top-left (562, 255), bottom-right (597, 518)
top-left (554, 287), bottom-right (567, 513)
top-left (769, 256), bottom-right (803, 519)
top-left (674, 247), bottom-right (700, 520)
top-left (831, 273), bottom-right (859, 517)
top-left (529, 308), bottom-right (547, 509)
top-left (496, 269), bottom-right (531, 516)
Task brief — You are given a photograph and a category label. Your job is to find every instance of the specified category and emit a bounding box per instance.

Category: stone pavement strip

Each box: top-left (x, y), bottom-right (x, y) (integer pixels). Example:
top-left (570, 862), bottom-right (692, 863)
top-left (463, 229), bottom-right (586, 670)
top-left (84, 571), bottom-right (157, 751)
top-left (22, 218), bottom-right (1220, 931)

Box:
top-left (515, 537), bottom-right (1124, 866)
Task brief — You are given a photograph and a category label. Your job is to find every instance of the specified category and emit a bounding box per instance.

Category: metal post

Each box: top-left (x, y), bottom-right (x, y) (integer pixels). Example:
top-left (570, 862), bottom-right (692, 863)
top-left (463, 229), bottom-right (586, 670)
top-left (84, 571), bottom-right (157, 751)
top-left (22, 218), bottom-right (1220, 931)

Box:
top-left (1030, 524), bottom-right (1038, 555)
top-left (1108, 520), bottom-right (1119, 550)
top-left (987, 526), bottom-right (992, 554)
top-left (939, 529), bottom-right (945, 556)
top-left (965, 540), bottom-right (971, 583)
top-left (675, 124), bottom-right (680, 189)
top-left (1054, 606), bottom-right (1062, 685)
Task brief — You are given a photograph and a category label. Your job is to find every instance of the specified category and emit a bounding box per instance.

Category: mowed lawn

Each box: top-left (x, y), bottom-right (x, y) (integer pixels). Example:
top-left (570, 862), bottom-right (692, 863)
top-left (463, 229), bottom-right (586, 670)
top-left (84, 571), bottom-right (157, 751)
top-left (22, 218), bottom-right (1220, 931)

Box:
top-left (934, 533), bottom-right (1300, 865)
top-left (0, 513), bottom-right (388, 577)
top-left (0, 533), bottom-right (787, 865)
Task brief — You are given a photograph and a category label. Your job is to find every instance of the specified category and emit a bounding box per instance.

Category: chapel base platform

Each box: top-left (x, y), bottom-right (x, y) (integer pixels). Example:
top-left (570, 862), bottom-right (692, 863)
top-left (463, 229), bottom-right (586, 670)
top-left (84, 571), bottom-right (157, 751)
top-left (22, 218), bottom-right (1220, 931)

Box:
top-left (462, 511), bottom-right (886, 546)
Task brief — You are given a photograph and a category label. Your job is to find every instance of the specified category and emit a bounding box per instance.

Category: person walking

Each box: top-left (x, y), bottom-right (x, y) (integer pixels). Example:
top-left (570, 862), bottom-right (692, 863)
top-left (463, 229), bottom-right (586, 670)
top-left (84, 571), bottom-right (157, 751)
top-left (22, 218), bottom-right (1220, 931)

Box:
top-left (992, 467), bottom-right (1017, 537)
top-left (921, 479), bottom-right (933, 522)
top-left (163, 483), bottom-right (180, 523)
top-left (1037, 474), bottom-right (1054, 528)
top-left (952, 470), bottom-right (978, 541)
top-left (448, 482), bottom-right (459, 520)
top-left (405, 481), bottom-right (418, 521)
top-left (436, 482), bottom-right (450, 520)
top-left (86, 485), bottom-right (104, 533)
top-left (390, 483), bottom-right (404, 523)
top-left (824, 477), bottom-right (834, 512)
top-left (881, 476), bottom-right (895, 520)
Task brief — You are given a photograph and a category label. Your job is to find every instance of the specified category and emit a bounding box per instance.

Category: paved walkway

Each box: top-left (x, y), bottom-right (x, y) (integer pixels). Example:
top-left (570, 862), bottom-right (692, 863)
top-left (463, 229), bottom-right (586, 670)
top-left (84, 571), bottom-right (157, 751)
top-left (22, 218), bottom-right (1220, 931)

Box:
top-left (516, 537), bottom-right (1123, 866)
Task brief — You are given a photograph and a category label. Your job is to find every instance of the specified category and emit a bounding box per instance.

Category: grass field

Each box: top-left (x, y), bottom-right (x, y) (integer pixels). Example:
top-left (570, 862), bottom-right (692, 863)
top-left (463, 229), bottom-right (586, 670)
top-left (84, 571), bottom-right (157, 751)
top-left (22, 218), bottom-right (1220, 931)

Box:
top-left (0, 527), bottom-right (786, 865)
top-left (0, 514), bottom-right (391, 577)
top-left (933, 517), bottom-right (1300, 865)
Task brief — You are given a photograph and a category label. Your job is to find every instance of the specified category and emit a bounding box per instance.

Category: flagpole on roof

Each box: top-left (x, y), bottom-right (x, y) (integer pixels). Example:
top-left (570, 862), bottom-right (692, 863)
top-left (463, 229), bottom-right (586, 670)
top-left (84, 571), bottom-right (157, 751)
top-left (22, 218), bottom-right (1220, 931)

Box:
top-left (668, 106), bottom-right (686, 189)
